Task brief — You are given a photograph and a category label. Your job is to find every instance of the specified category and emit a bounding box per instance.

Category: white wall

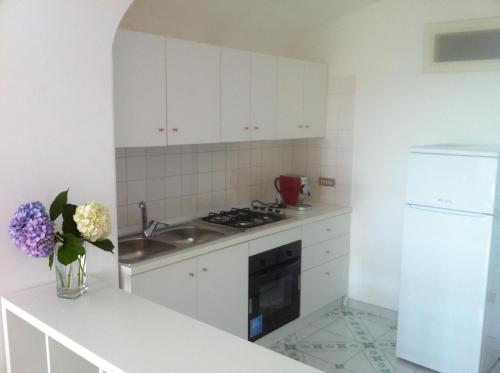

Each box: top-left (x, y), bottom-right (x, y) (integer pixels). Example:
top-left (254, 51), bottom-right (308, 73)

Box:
top-left (0, 0), bottom-right (132, 371)
top-left (294, 0), bottom-right (500, 310)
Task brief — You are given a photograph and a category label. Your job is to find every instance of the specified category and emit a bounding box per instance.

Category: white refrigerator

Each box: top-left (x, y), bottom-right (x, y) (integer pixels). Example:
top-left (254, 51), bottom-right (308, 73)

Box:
top-left (397, 145), bottom-right (500, 373)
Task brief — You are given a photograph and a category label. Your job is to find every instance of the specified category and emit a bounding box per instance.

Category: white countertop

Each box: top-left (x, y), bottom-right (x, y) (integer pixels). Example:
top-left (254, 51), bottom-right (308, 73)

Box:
top-left (2, 282), bottom-right (321, 373)
top-left (121, 202), bottom-right (351, 275)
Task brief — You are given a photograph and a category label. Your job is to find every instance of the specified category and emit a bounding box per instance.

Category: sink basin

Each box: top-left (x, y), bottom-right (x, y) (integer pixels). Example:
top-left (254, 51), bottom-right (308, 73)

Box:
top-left (152, 225), bottom-right (225, 246)
top-left (118, 235), bottom-right (177, 264)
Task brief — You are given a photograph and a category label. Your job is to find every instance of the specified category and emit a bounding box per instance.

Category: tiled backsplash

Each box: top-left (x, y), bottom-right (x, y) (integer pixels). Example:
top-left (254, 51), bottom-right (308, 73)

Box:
top-left (116, 141), bottom-right (293, 232)
top-left (291, 74), bottom-right (355, 206)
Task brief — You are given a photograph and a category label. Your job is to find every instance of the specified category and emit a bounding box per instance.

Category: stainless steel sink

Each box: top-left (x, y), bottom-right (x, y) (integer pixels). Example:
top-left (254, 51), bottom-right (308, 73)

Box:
top-left (118, 235), bottom-right (177, 264)
top-left (152, 225), bottom-right (225, 247)
top-left (118, 222), bottom-right (238, 265)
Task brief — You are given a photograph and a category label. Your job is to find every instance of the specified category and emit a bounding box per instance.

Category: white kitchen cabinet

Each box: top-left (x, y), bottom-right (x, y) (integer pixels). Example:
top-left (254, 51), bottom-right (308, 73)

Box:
top-left (277, 57), bottom-right (327, 139)
top-left (221, 50), bottom-right (277, 142)
top-left (221, 48), bottom-right (251, 142)
top-left (277, 57), bottom-right (304, 139)
top-left (197, 243), bottom-right (248, 338)
top-left (302, 213), bottom-right (351, 247)
top-left (303, 62), bottom-right (328, 138)
top-left (166, 38), bottom-right (221, 145)
top-left (302, 235), bottom-right (349, 272)
top-left (250, 53), bottom-right (277, 140)
top-left (113, 30), bottom-right (167, 147)
top-left (132, 258), bottom-right (197, 318)
top-left (300, 255), bottom-right (349, 316)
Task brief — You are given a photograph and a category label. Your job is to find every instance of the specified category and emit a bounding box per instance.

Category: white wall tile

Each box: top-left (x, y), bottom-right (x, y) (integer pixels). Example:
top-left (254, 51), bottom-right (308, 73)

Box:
top-left (146, 178), bottom-right (165, 202)
top-left (165, 176), bottom-right (182, 198)
top-left (198, 152), bottom-right (213, 173)
top-left (146, 146), bottom-right (165, 155)
top-left (337, 130), bottom-right (353, 149)
top-left (238, 149), bottom-right (251, 168)
top-left (211, 171), bottom-right (226, 191)
top-left (212, 151), bottom-right (226, 171)
top-left (127, 204), bottom-right (141, 226)
top-left (126, 157), bottom-right (146, 180)
top-left (226, 150), bottom-right (239, 169)
top-left (147, 199), bottom-right (166, 221)
top-left (328, 93), bottom-right (355, 113)
top-left (126, 147), bottom-right (146, 157)
top-left (164, 154), bottom-right (182, 176)
top-left (180, 196), bottom-right (197, 215)
top-left (211, 190), bottom-right (225, 209)
top-left (116, 182), bottom-right (127, 206)
top-left (328, 75), bottom-right (355, 94)
top-left (198, 172), bottom-right (212, 194)
top-left (337, 149), bottom-right (353, 168)
top-left (181, 153), bottom-right (198, 175)
top-left (226, 169), bottom-right (238, 189)
top-left (115, 148), bottom-right (127, 158)
top-left (165, 145), bottom-right (183, 154)
top-left (197, 193), bottom-right (212, 212)
top-left (165, 198), bottom-right (181, 218)
top-left (146, 155), bottom-right (164, 179)
top-left (181, 174), bottom-right (198, 196)
top-left (115, 158), bottom-right (127, 182)
top-left (238, 168), bottom-right (252, 187)
top-left (127, 180), bottom-right (146, 204)
top-left (250, 149), bottom-right (262, 167)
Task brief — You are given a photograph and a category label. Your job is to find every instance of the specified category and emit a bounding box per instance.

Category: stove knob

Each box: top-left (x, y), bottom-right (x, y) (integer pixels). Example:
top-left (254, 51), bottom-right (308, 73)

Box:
top-left (267, 208), bottom-right (273, 212)
top-left (275, 209), bottom-right (281, 214)
top-left (260, 207), bottom-right (266, 211)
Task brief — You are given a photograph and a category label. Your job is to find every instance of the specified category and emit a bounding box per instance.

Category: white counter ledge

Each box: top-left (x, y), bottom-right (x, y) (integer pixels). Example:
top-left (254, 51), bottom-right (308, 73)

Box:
top-left (1, 282), bottom-right (321, 373)
top-left (122, 202), bottom-right (351, 276)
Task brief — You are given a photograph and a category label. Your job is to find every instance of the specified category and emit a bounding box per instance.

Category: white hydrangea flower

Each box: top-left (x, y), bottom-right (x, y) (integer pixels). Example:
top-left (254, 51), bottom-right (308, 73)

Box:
top-left (73, 201), bottom-right (111, 242)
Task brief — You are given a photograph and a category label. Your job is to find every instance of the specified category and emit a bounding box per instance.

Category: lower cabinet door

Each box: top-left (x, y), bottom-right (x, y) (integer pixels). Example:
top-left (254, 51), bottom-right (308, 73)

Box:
top-left (197, 243), bottom-right (249, 338)
top-left (300, 256), bottom-right (349, 317)
top-left (131, 258), bottom-right (197, 319)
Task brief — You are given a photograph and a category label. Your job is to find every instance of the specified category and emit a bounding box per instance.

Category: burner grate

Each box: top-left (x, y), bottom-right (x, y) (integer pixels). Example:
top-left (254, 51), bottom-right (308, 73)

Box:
top-left (202, 208), bottom-right (285, 228)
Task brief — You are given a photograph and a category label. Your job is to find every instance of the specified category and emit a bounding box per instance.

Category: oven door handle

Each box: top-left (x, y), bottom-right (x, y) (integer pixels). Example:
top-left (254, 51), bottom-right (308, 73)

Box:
top-left (249, 257), bottom-right (301, 279)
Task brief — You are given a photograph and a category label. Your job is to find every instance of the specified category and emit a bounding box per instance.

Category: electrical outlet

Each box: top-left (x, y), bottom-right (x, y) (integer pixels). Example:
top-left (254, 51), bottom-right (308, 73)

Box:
top-left (318, 177), bottom-right (336, 187)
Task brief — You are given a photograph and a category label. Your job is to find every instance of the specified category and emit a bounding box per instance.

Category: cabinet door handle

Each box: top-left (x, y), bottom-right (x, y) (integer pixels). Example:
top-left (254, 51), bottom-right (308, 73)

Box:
top-left (202, 268), bottom-right (208, 272)
top-left (244, 126), bottom-right (250, 130)
top-left (298, 125), bottom-right (303, 129)
top-left (189, 273), bottom-right (195, 277)
top-left (254, 126), bottom-right (259, 130)
top-left (172, 128), bottom-right (179, 132)
top-left (325, 272), bottom-right (330, 276)
top-left (158, 128), bottom-right (165, 132)
top-left (326, 250), bottom-right (331, 254)
top-left (326, 228), bottom-right (332, 232)
top-left (305, 125), bottom-right (311, 129)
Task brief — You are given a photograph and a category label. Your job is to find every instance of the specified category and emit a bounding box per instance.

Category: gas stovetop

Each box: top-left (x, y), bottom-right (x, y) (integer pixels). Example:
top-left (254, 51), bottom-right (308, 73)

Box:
top-left (201, 207), bottom-right (287, 229)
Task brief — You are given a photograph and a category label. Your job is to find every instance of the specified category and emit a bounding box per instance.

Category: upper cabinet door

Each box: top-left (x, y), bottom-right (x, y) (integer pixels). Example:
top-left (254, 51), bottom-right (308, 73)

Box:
top-left (221, 48), bottom-right (251, 142)
top-left (251, 53), bottom-right (277, 141)
top-left (277, 57), bottom-right (304, 139)
top-left (303, 62), bottom-right (328, 138)
top-left (113, 30), bottom-right (167, 148)
top-left (166, 38), bottom-right (221, 145)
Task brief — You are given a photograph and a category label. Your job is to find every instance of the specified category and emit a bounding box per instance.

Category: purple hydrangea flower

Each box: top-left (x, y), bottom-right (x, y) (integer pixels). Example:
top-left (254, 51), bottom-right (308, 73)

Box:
top-left (9, 202), bottom-right (55, 258)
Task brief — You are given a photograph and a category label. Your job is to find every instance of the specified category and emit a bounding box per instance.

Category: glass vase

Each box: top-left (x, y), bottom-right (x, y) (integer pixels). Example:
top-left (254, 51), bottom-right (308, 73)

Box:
top-left (55, 246), bottom-right (88, 299)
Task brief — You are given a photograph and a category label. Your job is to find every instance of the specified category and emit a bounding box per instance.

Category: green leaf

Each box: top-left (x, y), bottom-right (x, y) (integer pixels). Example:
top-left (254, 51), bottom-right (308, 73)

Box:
top-left (57, 246), bottom-right (79, 266)
top-left (91, 239), bottom-right (114, 253)
top-left (63, 233), bottom-right (86, 256)
top-left (61, 204), bottom-right (80, 237)
top-left (49, 190), bottom-right (68, 221)
top-left (48, 254), bottom-right (54, 269)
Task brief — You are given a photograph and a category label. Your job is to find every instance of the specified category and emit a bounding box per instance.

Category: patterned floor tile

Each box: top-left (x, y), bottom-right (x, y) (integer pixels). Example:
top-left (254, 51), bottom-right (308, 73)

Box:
top-left (267, 305), bottom-right (433, 373)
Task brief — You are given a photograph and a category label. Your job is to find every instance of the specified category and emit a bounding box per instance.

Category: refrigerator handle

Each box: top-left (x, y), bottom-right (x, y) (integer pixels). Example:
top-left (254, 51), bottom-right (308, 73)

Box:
top-left (407, 204), bottom-right (492, 218)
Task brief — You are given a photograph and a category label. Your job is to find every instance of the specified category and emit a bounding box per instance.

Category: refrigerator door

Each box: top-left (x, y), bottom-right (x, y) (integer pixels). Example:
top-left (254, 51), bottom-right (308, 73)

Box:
top-left (397, 204), bottom-right (493, 373)
top-left (406, 152), bottom-right (498, 214)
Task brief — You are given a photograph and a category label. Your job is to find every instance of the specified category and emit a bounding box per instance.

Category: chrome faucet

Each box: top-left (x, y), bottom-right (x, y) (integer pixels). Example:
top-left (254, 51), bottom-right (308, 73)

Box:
top-left (138, 201), bottom-right (169, 238)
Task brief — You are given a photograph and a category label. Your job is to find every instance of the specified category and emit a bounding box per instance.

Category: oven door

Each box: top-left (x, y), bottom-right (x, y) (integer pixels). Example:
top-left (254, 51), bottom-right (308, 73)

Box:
top-left (248, 257), bottom-right (301, 341)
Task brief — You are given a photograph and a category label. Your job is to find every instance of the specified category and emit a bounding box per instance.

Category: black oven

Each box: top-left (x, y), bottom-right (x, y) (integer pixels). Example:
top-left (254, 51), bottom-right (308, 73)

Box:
top-left (248, 241), bottom-right (301, 341)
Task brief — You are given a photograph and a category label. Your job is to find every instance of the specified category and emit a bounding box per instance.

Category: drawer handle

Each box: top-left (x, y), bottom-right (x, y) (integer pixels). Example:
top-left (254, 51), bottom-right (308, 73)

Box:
top-left (244, 126), bottom-right (250, 130)
top-left (202, 268), bottom-right (208, 272)
top-left (189, 273), bottom-right (195, 277)
top-left (325, 272), bottom-right (330, 276)
top-left (325, 250), bottom-right (331, 254)
top-left (305, 125), bottom-right (311, 129)
top-left (254, 126), bottom-right (259, 130)
top-left (172, 128), bottom-right (179, 132)
top-left (158, 128), bottom-right (165, 132)
top-left (326, 228), bottom-right (332, 232)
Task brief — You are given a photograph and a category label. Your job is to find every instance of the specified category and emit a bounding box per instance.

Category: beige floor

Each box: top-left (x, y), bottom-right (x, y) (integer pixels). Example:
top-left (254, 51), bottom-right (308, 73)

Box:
top-left (267, 306), bottom-right (436, 373)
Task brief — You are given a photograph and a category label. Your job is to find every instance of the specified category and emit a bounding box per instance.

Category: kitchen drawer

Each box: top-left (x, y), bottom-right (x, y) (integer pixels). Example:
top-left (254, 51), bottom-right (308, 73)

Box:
top-left (249, 227), bottom-right (301, 256)
top-left (300, 255), bottom-right (348, 317)
top-left (302, 213), bottom-right (350, 247)
top-left (301, 235), bottom-right (349, 272)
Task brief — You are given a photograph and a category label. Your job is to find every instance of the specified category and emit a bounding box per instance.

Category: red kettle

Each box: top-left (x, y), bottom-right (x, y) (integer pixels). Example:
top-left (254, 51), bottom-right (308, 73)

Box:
top-left (274, 175), bottom-right (301, 206)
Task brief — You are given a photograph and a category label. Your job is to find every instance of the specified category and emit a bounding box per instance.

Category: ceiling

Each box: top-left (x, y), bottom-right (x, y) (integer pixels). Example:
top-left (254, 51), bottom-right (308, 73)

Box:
top-left (119, 0), bottom-right (376, 56)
